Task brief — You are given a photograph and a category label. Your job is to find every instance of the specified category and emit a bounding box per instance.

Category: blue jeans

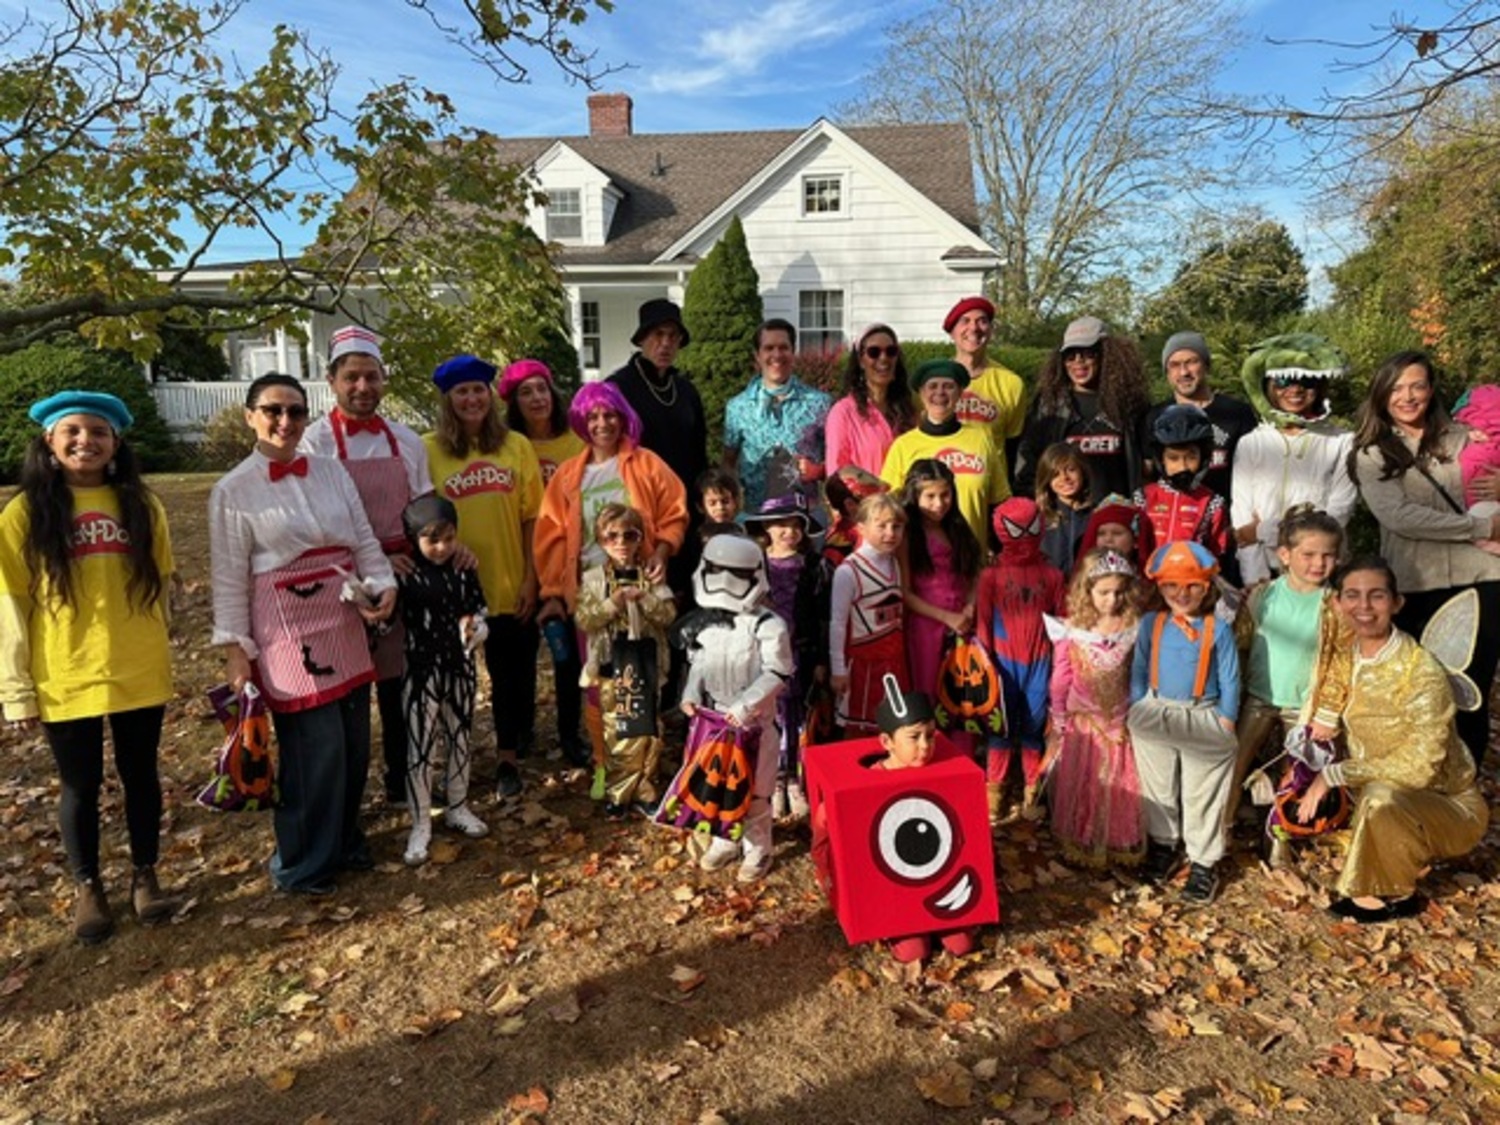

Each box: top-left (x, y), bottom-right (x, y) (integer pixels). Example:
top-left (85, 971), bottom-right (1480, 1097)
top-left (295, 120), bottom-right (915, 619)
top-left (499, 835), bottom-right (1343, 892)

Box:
top-left (269, 685), bottom-right (371, 890)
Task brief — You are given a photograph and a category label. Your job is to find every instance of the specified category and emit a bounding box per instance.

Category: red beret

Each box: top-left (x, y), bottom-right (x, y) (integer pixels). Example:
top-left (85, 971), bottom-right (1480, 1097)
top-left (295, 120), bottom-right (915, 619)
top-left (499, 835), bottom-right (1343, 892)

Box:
top-left (943, 296), bottom-right (996, 334)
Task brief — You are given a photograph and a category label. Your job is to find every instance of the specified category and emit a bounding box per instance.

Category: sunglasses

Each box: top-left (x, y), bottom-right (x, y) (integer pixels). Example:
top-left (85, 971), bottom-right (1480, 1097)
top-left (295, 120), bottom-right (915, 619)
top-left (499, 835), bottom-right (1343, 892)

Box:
top-left (602, 528), bottom-right (643, 544)
top-left (253, 403), bottom-right (310, 421)
top-left (863, 345), bottom-right (899, 360)
top-left (1268, 376), bottom-right (1316, 390)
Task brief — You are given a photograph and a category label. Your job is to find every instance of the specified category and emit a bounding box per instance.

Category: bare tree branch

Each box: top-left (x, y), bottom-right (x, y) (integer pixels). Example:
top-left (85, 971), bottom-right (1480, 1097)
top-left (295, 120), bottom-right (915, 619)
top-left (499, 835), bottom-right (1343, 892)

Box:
top-left (841, 0), bottom-right (1242, 325)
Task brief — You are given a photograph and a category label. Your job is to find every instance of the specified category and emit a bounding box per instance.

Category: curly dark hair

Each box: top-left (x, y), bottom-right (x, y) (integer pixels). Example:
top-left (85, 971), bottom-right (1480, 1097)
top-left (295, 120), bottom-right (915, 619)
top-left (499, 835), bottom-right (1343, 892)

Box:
top-left (839, 324), bottom-right (916, 434)
top-left (1033, 332), bottom-right (1150, 430)
top-left (18, 435), bottom-right (164, 614)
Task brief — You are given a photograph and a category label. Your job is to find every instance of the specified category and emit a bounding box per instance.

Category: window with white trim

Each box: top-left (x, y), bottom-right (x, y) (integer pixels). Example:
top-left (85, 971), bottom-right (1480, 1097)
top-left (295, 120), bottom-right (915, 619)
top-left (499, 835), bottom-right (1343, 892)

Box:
top-left (546, 188), bottom-right (582, 240)
top-left (581, 301), bottom-right (601, 369)
top-left (798, 290), bottom-right (844, 353)
top-left (801, 174), bottom-right (844, 216)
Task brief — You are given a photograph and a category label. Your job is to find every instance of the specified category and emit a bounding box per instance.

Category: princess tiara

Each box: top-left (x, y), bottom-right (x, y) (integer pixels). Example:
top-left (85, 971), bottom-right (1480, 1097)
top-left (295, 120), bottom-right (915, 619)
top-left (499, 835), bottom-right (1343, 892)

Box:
top-left (1088, 550), bottom-right (1136, 579)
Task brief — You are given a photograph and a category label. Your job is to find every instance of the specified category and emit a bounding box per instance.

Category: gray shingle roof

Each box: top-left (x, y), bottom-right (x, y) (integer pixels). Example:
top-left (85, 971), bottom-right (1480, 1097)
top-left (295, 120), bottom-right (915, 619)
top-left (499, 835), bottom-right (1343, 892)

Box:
top-left (488, 121), bottom-right (981, 266)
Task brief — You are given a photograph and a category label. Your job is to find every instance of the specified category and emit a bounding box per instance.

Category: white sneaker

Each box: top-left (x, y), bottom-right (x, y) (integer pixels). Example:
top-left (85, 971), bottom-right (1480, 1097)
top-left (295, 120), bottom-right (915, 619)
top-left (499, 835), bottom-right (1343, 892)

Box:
top-left (443, 803), bottom-right (490, 838)
top-left (771, 779), bottom-right (790, 820)
top-left (737, 853), bottom-right (773, 884)
top-left (786, 781), bottom-right (810, 820)
top-left (699, 837), bottom-right (739, 872)
top-left (404, 820), bottom-right (432, 867)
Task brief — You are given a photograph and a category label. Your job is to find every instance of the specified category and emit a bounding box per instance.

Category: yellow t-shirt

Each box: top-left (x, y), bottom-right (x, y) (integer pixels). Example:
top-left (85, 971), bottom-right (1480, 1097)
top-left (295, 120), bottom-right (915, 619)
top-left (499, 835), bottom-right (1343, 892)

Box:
top-left (881, 425), bottom-right (1005, 550)
top-left (956, 362), bottom-right (1027, 482)
top-left (423, 433), bottom-right (543, 615)
top-left (528, 431), bottom-right (586, 487)
top-left (0, 488), bottom-right (174, 722)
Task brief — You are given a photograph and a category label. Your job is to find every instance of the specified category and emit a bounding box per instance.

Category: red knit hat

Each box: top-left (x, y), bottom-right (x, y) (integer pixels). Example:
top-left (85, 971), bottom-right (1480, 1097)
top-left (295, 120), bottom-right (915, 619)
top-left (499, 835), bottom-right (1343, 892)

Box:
top-left (1081, 494), bottom-right (1156, 571)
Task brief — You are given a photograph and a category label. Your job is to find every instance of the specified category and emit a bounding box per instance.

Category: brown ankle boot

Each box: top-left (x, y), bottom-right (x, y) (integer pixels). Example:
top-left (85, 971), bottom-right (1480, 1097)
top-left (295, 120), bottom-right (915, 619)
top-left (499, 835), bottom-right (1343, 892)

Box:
top-left (986, 782), bottom-right (1002, 830)
top-left (131, 866), bottom-right (174, 926)
top-left (75, 878), bottom-right (113, 945)
top-left (1020, 785), bottom-right (1045, 822)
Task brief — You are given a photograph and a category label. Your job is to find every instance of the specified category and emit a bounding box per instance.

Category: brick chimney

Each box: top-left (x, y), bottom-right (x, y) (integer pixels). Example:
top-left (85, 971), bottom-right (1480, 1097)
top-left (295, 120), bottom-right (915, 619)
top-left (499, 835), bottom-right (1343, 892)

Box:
top-left (587, 93), bottom-right (633, 137)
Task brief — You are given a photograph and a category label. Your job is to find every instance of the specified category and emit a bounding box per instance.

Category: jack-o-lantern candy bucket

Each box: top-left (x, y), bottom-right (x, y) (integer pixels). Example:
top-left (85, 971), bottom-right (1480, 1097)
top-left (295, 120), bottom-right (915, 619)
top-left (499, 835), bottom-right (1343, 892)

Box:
top-left (934, 632), bottom-right (1005, 737)
top-left (655, 707), bottom-right (759, 841)
top-left (198, 681), bottom-right (279, 812)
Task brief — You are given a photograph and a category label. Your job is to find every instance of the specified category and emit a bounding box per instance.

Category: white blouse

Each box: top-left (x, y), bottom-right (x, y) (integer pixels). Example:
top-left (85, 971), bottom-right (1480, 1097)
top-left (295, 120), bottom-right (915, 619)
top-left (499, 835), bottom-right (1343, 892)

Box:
top-left (209, 451), bottom-right (396, 656)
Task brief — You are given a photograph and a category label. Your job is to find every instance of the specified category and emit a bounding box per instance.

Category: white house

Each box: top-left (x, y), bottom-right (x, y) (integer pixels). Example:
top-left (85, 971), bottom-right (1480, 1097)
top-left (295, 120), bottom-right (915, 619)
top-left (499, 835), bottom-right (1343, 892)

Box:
top-left (166, 94), bottom-right (999, 402)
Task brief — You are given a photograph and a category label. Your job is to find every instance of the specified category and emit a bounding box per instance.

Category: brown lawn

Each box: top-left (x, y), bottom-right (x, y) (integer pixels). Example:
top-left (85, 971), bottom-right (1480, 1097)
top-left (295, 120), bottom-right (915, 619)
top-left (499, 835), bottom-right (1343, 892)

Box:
top-left (1, 474), bottom-right (1499, 1124)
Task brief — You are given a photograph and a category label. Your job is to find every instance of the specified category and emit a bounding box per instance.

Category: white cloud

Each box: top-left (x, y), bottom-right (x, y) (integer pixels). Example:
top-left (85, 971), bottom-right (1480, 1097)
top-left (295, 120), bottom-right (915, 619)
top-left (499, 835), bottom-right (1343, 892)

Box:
top-left (647, 0), bottom-right (869, 95)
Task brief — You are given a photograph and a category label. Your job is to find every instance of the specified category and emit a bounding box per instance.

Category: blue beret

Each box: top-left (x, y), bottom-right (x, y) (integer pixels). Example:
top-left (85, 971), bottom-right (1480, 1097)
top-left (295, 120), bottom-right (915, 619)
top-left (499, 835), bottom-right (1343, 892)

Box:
top-left (432, 354), bottom-right (497, 395)
top-left (28, 390), bottom-right (133, 433)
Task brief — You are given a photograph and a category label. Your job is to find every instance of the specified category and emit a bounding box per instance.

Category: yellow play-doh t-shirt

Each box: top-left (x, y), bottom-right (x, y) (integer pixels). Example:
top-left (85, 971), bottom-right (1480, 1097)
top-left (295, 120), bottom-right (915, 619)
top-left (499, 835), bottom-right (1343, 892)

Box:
top-left (423, 433), bottom-right (543, 615)
top-left (0, 488), bottom-right (174, 722)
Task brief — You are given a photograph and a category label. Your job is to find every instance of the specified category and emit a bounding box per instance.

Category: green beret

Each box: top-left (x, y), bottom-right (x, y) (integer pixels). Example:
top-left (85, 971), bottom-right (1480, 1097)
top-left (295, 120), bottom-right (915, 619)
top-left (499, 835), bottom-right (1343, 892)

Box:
top-left (911, 358), bottom-right (971, 392)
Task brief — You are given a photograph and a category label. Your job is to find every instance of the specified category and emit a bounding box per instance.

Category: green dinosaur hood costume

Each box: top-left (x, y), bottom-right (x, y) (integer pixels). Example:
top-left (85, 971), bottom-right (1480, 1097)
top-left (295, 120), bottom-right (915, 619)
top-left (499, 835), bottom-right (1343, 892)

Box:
top-left (1239, 332), bottom-right (1350, 432)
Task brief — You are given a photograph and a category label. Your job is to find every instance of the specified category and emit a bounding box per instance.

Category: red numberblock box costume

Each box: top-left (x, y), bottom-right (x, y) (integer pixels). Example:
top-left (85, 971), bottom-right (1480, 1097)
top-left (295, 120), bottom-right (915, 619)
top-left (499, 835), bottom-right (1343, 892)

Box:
top-left (807, 728), bottom-right (999, 950)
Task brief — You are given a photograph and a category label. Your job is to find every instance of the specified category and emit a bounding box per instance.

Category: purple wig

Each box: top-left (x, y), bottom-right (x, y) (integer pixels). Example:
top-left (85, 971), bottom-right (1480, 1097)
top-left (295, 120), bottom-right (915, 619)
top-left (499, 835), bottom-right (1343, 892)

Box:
top-left (568, 380), bottom-right (643, 446)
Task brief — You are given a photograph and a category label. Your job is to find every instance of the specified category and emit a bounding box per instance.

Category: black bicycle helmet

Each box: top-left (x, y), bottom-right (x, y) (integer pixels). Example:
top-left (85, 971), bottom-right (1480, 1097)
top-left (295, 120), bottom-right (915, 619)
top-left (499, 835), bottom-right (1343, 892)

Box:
top-left (1152, 403), bottom-right (1213, 455)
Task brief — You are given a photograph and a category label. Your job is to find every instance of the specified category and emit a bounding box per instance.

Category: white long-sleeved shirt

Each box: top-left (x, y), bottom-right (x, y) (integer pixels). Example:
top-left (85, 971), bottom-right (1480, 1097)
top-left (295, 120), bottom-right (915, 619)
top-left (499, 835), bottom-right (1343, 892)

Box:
top-left (209, 451), bottom-right (396, 657)
top-left (1231, 423), bottom-right (1357, 584)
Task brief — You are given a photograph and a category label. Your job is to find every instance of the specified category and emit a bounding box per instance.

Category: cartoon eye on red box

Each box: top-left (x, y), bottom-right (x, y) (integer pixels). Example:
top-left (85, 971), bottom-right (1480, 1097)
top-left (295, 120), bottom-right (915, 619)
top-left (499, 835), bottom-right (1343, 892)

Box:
top-left (806, 733), bottom-right (1000, 946)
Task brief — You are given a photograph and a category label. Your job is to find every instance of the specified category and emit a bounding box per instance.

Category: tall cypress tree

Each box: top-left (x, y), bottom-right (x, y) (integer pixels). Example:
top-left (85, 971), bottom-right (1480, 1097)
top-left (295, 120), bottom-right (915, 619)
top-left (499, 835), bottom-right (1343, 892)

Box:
top-left (678, 215), bottom-right (763, 447)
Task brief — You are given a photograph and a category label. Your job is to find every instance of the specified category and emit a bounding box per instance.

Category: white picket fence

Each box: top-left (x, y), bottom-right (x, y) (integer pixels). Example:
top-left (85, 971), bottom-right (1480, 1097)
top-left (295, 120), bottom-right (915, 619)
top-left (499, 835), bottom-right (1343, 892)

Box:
top-left (150, 382), bottom-right (339, 439)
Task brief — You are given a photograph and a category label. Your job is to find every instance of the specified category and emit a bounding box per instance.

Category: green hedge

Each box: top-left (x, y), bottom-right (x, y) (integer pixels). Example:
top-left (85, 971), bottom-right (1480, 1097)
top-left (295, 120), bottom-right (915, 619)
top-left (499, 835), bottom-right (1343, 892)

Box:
top-left (796, 340), bottom-right (1053, 399)
top-left (0, 343), bottom-right (175, 482)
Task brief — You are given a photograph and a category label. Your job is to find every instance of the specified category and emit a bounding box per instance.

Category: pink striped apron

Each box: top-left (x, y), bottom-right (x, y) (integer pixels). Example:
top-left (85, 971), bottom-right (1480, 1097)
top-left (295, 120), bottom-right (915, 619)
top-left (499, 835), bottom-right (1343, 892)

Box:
top-left (252, 546), bottom-right (375, 713)
top-left (332, 410), bottom-right (409, 681)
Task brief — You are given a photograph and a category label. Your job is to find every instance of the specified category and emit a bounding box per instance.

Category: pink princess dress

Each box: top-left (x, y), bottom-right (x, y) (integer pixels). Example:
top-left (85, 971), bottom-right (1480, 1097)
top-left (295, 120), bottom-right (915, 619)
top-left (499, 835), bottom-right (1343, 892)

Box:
top-left (1044, 616), bottom-right (1144, 867)
top-left (905, 526), bottom-right (970, 699)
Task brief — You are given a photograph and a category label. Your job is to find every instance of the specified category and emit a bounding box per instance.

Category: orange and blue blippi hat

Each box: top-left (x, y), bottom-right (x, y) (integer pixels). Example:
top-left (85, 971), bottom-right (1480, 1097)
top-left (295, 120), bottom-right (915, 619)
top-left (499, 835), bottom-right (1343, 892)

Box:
top-left (1144, 540), bottom-right (1218, 586)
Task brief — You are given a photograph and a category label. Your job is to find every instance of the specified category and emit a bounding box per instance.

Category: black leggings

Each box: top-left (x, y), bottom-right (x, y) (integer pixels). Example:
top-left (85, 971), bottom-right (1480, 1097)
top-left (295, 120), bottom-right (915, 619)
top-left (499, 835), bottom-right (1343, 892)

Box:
top-left (44, 705), bottom-right (166, 882)
top-left (483, 614), bottom-right (535, 754)
top-left (1395, 581), bottom-right (1500, 769)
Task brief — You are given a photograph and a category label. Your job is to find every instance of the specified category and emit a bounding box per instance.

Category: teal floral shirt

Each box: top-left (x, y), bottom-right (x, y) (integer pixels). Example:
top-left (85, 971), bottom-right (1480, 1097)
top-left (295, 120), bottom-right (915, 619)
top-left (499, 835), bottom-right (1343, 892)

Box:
top-left (723, 375), bottom-right (832, 509)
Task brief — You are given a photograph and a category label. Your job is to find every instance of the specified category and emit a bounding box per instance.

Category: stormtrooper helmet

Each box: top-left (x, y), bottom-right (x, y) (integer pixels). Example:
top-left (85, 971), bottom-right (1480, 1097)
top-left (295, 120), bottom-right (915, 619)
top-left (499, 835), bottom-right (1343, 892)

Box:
top-left (693, 533), bottom-right (768, 612)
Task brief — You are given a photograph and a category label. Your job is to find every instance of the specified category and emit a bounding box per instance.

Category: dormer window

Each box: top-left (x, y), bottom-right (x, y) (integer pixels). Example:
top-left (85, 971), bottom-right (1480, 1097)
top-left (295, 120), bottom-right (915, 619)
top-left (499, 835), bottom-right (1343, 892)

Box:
top-left (546, 188), bottom-right (583, 240)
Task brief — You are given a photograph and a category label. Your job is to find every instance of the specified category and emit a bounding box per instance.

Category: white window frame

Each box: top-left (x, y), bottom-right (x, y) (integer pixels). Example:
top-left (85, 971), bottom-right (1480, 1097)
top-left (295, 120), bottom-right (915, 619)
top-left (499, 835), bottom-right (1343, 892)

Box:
top-left (580, 300), bottom-right (601, 370)
top-left (798, 289), bottom-right (845, 353)
top-left (546, 188), bottom-right (583, 241)
top-left (800, 173), bottom-right (847, 218)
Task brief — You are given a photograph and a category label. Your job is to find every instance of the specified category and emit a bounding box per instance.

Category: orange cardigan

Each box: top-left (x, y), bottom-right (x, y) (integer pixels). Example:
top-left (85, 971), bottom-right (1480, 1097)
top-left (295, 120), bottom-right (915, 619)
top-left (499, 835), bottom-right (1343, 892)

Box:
top-left (534, 441), bottom-right (689, 611)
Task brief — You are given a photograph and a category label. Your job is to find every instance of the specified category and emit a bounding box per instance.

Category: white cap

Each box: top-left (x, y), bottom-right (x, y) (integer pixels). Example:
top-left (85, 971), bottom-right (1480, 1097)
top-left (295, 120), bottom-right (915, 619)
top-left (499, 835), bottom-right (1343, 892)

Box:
top-left (328, 325), bottom-right (384, 366)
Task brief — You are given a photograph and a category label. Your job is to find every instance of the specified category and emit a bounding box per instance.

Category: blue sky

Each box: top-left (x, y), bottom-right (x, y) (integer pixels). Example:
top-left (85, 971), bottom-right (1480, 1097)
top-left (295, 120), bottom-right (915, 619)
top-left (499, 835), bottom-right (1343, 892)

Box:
top-left (191, 0), bottom-right (1417, 290)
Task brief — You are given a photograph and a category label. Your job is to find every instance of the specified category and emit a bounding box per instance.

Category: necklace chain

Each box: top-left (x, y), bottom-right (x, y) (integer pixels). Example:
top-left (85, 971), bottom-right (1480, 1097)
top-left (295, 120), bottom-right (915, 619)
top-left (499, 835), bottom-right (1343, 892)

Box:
top-left (640, 366), bottom-right (678, 408)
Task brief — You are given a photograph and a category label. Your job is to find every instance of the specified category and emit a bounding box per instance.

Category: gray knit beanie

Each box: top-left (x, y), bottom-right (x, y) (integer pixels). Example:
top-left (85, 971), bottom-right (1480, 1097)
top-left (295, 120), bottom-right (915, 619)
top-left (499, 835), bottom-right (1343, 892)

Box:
top-left (1162, 331), bottom-right (1211, 370)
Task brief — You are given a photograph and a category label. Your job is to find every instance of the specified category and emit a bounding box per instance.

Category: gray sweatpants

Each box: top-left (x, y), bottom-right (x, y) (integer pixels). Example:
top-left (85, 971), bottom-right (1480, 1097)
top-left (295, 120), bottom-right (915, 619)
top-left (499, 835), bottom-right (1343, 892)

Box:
top-left (1127, 695), bottom-right (1238, 867)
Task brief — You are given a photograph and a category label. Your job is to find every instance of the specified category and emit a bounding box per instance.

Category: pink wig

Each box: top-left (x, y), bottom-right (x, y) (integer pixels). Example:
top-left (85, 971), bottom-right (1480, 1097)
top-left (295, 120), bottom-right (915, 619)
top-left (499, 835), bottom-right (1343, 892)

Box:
top-left (568, 380), bottom-right (643, 446)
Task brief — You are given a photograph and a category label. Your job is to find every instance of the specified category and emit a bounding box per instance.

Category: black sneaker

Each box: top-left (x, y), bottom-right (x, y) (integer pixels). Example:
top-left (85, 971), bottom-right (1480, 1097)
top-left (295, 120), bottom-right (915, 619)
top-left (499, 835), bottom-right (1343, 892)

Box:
top-left (1180, 863), bottom-right (1219, 906)
top-left (603, 802), bottom-right (627, 821)
top-left (496, 760), bottom-right (524, 800)
top-left (1141, 841), bottom-right (1181, 886)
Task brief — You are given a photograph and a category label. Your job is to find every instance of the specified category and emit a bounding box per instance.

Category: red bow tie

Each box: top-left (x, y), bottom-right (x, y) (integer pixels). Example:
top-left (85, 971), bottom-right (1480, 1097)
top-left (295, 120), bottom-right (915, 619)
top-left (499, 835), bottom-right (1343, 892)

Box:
top-left (269, 457), bottom-right (309, 482)
top-left (342, 415), bottom-right (385, 436)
